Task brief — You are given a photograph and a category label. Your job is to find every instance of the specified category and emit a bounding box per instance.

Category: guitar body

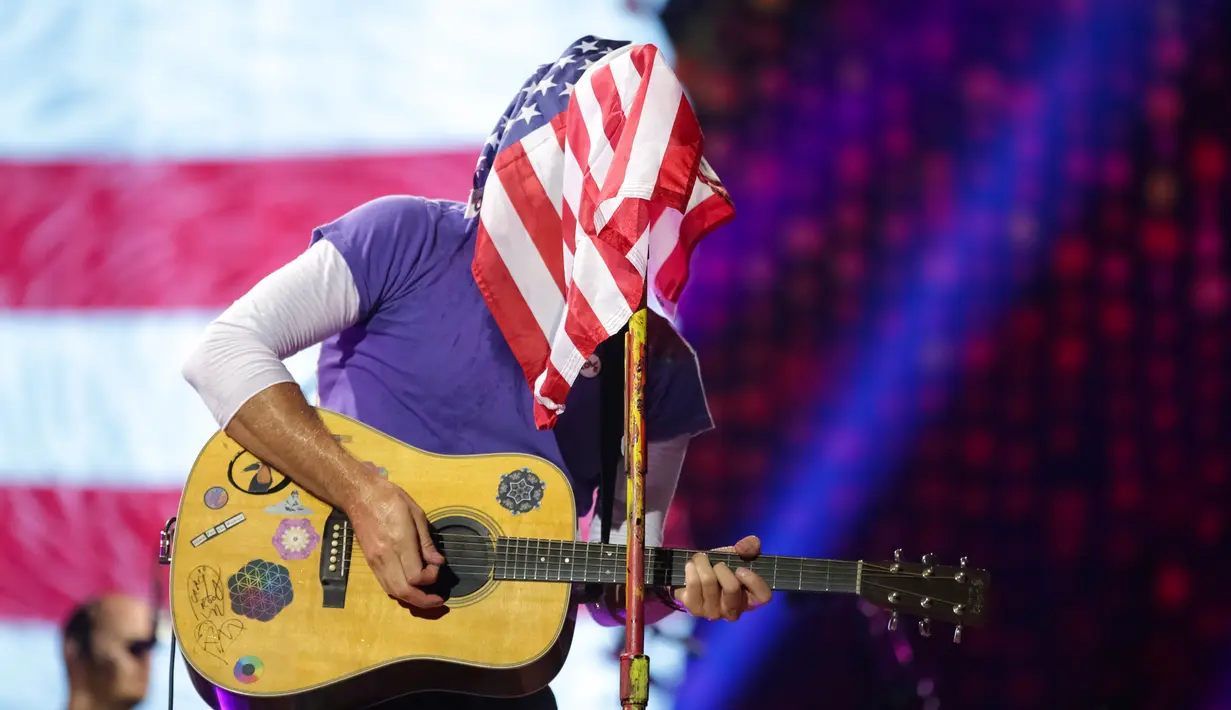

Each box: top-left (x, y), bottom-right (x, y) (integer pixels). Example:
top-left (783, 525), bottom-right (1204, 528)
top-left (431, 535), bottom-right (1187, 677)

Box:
top-left (171, 408), bottom-right (578, 709)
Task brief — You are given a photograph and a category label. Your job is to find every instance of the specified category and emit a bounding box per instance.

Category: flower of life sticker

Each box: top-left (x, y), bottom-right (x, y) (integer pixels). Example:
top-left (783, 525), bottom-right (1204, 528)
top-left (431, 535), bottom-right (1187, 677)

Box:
top-left (496, 468), bottom-right (546, 515)
top-left (227, 560), bottom-right (293, 622)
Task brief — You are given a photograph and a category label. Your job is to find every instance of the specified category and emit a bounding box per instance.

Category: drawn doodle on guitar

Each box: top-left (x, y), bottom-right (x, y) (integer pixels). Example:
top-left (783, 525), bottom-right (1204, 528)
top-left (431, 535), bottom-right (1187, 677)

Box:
top-left (187, 566), bottom-right (226, 621)
top-left (194, 618), bottom-right (245, 664)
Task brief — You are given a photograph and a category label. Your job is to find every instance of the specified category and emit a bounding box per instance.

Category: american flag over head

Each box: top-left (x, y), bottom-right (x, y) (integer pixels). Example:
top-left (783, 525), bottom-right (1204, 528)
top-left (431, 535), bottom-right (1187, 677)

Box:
top-left (468, 35), bottom-right (735, 429)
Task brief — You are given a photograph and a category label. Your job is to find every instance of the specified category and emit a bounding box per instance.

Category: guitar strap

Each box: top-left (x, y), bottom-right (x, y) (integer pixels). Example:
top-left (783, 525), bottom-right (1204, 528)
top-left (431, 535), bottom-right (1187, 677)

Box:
top-left (596, 324), bottom-right (629, 546)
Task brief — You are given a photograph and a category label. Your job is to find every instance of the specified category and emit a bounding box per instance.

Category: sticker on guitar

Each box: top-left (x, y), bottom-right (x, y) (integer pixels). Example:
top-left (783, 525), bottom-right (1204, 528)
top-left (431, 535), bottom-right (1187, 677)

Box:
top-left (264, 490), bottom-right (313, 515)
top-left (234, 655), bottom-right (264, 684)
top-left (227, 450), bottom-right (292, 496)
top-left (203, 486), bottom-right (229, 510)
top-left (272, 518), bottom-right (320, 561)
top-left (228, 559), bottom-right (294, 622)
top-left (190, 513), bottom-right (246, 547)
top-left (496, 468), bottom-right (546, 515)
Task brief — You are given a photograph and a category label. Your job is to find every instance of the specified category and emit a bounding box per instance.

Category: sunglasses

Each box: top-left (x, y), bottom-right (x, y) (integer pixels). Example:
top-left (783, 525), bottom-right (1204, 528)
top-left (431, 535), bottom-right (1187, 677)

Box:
top-left (126, 635), bottom-right (158, 658)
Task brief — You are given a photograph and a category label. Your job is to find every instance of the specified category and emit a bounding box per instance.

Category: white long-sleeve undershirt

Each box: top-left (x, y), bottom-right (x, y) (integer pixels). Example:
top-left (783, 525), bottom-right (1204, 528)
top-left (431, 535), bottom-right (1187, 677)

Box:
top-left (182, 240), bottom-right (359, 428)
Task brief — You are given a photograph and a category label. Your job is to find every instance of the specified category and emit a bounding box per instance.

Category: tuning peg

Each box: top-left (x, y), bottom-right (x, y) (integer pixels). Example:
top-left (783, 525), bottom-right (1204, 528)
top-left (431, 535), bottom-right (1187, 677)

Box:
top-left (918, 619), bottom-right (931, 637)
top-left (960, 556), bottom-right (968, 568)
top-left (922, 553), bottom-right (936, 565)
top-left (887, 612), bottom-right (899, 631)
top-left (953, 625), bottom-right (963, 644)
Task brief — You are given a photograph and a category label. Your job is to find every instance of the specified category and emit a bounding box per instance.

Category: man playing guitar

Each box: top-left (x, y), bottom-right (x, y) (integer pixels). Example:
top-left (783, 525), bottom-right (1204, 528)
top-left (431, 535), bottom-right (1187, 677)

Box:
top-left (181, 193), bottom-right (772, 708)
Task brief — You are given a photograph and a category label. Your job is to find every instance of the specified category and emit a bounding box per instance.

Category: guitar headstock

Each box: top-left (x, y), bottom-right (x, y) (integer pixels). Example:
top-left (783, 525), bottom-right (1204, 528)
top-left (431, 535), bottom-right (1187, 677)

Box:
top-left (858, 550), bottom-right (990, 643)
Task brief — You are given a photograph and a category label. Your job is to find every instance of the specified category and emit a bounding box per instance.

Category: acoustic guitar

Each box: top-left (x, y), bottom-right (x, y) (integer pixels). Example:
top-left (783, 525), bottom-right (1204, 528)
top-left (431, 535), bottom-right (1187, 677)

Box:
top-left (167, 407), bottom-right (989, 709)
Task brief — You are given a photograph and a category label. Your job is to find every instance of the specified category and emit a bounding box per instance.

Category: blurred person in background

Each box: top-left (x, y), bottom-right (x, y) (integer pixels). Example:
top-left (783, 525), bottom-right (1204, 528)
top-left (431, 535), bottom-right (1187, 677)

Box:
top-left (62, 594), bottom-right (156, 710)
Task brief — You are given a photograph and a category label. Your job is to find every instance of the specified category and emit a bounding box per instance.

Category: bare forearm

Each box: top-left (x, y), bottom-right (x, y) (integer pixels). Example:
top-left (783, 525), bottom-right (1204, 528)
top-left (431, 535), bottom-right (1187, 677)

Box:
top-left (225, 382), bottom-right (373, 510)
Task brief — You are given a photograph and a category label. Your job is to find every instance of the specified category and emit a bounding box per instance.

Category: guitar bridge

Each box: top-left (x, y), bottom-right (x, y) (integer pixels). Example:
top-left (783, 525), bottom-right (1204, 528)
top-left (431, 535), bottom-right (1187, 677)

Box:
top-left (319, 509), bottom-right (353, 608)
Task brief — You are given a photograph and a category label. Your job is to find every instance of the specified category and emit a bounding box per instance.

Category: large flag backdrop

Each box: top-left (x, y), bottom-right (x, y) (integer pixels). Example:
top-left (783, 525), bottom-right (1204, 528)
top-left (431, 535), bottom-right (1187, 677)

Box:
top-left (0, 2), bottom-right (696, 707)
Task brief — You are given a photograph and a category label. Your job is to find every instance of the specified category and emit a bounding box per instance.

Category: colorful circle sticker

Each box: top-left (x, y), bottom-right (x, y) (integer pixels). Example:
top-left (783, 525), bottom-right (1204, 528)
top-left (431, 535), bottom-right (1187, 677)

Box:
top-left (203, 487), bottom-right (229, 510)
top-left (234, 655), bottom-right (263, 683)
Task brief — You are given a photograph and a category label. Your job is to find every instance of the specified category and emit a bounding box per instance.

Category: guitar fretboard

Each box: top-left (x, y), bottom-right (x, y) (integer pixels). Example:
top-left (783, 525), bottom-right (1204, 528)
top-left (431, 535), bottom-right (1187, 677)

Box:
top-left (492, 537), bottom-right (861, 594)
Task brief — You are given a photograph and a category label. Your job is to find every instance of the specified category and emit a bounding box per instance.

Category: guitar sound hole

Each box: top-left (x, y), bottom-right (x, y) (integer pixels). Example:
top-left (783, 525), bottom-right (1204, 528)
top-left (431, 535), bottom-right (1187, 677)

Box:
top-left (423, 516), bottom-right (494, 601)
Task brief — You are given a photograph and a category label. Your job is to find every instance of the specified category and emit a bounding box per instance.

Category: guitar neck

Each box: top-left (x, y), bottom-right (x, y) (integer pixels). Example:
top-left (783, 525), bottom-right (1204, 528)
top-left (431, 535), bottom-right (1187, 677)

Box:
top-left (492, 537), bottom-right (862, 594)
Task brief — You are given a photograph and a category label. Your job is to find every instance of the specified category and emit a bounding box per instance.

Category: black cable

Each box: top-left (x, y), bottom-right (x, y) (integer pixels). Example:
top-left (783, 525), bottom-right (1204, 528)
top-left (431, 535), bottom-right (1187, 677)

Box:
top-left (167, 629), bottom-right (175, 710)
top-left (155, 518), bottom-right (177, 710)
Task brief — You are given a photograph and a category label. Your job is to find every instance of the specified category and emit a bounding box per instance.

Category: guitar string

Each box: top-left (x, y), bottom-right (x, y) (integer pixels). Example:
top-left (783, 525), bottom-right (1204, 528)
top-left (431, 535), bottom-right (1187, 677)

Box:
top-left (324, 557), bottom-right (970, 610)
top-left (337, 557), bottom-right (878, 589)
top-left (341, 547), bottom-right (880, 577)
top-left (324, 531), bottom-right (971, 604)
top-left (339, 538), bottom-right (912, 576)
top-left (333, 532), bottom-right (908, 573)
top-left (330, 543), bottom-right (972, 607)
top-left (340, 552), bottom-right (911, 582)
top-left (338, 549), bottom-right (959, 592)
top-left (322, 526), bottom-right (945, 575)
top-left (342, 548), bottom-right (866, 575)
top-left (333, 535), bottom-right (973, 595)
top-left (339, 554), bottom-right (869, 580)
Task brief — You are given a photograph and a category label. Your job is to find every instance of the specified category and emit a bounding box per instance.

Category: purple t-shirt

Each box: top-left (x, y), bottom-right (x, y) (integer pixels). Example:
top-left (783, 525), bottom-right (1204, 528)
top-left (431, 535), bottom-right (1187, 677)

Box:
top-left (309, 195), bottom-right (713, 516)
